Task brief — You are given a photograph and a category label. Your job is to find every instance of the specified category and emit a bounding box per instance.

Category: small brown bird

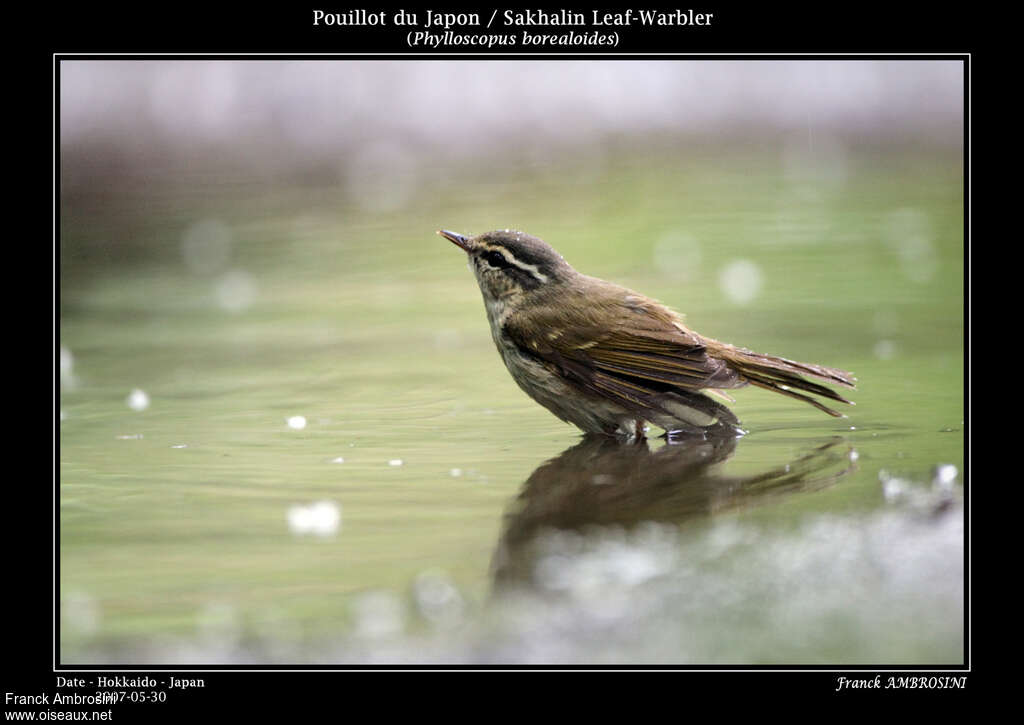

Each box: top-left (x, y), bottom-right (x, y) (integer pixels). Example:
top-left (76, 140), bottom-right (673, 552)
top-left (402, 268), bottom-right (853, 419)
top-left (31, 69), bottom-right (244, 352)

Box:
top-left (440, 229), bottom-right (855, 438)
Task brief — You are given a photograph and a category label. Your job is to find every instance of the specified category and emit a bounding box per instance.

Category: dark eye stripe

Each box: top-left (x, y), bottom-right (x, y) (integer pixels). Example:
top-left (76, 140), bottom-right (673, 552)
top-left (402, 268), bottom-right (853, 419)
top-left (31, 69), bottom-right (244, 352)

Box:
top-left (478, 247), bottom-right (547, 290)
top-left (482, 250), bottom-right (510, 269)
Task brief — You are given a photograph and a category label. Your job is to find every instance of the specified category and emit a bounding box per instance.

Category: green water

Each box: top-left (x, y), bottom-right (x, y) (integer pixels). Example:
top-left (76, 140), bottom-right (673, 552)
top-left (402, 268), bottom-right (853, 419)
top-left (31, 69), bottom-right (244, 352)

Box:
top-left (59, 146), bottom-right (965, 664)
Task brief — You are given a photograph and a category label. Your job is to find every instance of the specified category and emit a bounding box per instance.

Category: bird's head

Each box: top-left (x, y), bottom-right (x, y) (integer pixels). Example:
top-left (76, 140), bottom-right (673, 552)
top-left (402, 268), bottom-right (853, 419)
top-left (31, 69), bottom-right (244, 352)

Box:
top-left (438, 229), bottom-right (575, 308)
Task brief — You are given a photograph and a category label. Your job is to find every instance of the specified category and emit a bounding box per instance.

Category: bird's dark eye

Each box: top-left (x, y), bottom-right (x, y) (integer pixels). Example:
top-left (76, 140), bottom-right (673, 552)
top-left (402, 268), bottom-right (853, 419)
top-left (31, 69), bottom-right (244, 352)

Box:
top-left (482, 250), bottom-right (511, 270)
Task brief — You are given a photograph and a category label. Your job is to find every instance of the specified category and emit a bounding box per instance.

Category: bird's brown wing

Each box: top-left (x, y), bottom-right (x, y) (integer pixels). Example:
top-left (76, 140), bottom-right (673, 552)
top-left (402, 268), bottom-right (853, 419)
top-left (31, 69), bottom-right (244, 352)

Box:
top-left (503, 283), bottom-right (743, 425)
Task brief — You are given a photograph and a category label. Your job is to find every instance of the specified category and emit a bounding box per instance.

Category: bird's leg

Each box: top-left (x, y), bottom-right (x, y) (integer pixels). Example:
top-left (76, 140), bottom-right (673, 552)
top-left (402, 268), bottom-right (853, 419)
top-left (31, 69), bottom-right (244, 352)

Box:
top-left (610, 419), bottom-right (646, 443)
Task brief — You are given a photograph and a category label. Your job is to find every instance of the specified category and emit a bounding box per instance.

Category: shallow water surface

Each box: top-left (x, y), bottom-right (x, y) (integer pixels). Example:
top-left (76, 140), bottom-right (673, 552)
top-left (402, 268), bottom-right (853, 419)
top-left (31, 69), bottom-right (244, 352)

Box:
top-left (59, 149), bottom-right (964, 664)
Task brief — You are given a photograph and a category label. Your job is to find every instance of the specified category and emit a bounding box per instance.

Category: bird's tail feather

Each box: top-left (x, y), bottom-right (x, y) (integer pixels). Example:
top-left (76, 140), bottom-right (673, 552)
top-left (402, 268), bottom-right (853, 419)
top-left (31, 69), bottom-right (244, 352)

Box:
top-left (720, 349), bottom-right (856, 418)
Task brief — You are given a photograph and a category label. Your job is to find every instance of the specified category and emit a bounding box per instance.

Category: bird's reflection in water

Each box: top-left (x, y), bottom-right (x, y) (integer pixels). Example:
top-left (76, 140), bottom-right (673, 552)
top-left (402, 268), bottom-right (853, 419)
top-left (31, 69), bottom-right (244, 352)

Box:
top-left (491, 430), bottom-right (857, 590)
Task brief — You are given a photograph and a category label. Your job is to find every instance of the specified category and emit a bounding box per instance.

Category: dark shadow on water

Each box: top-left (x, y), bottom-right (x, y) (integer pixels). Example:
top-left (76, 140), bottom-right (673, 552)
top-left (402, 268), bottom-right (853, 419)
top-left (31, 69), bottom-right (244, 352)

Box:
top-left (491, 430), bottom-right (857, 590)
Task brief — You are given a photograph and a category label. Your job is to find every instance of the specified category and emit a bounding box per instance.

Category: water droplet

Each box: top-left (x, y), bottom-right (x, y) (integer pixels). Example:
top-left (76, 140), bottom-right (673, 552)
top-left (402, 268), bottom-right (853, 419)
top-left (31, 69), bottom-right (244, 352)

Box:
top-left (60, 346), bottom-right (77, 389)
top-left (215, 269), bottom-right (257, 313)
top-left (933, 464), bottom-right (957, 490)
top-left (719, 259), bottom-right (763, 305)
top-left (62, 591), bottom-right (100, 635)
top-left (873, 339), bottom-right (897, 360)
top-left (879, 469), bottom-right (909, 502)
top-left (413, 570), bottom-right (466, 629)
top-left (286, 500), bottom-right (341, 537)
top-left (126, 388), bottom-right (150, 411)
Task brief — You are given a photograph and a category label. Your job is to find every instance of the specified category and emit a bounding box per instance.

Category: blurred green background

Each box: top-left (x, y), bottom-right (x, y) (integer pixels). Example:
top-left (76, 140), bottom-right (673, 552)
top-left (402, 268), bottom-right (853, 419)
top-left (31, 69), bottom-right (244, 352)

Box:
top-left (59, 60), bottom-right (964, 664)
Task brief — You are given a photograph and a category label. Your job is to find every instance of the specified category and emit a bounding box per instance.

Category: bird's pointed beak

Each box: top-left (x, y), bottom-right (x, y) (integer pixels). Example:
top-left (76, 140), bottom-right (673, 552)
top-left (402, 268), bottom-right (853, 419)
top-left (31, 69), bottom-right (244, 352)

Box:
top-left (438, 229), bottom-right (472, 252)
